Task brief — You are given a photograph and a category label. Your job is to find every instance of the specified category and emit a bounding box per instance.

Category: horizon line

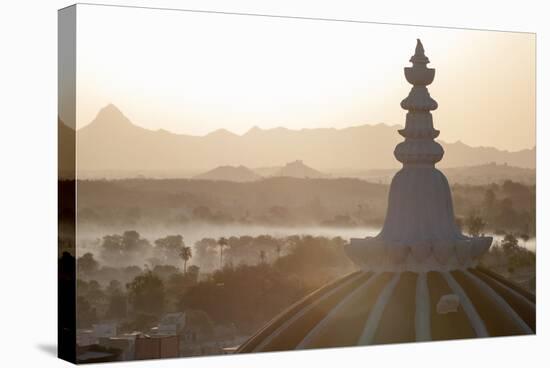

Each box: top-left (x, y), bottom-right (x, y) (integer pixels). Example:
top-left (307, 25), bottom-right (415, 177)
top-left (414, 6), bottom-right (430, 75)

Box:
top-left (60, 104), bottom-right (536, 153)
top-left (76, 103), bottom-right (403, 137)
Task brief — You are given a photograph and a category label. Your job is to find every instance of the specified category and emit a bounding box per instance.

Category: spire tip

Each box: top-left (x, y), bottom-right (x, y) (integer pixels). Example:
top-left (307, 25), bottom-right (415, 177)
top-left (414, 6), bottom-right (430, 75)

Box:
top-left (410, 38), bottom-right (429, 64)
top-left (415, 39), bottom-right (424, 55)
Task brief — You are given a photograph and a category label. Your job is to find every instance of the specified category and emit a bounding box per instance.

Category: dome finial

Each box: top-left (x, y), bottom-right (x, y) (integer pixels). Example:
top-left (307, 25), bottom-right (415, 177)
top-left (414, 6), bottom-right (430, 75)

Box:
top-left (410, 38), bottom-right (429, 64)
top-left (346, 39), bottom-right (492, 272)
top-left (415, 39), bottom-right (424, 55)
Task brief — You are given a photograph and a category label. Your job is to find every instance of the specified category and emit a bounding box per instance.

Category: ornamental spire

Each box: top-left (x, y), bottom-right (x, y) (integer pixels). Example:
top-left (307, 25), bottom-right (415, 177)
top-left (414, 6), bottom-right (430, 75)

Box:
top-left (346, 40), bottom-right (492, 272)
top-left (395, 39), bottom-right (442, 166)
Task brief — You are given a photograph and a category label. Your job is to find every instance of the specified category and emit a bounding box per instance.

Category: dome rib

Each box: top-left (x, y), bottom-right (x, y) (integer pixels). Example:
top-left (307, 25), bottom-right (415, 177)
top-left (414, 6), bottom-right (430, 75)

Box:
top-left (451, 270), bottom-right (533, 336)
top-left (237, 271), bottom-right (362, 353)
top-left (358, 273), bottom-right (402, 345)
top-left (251, 272), bottom-right (370, 352)
top-left (471, 268), bottom-right (535, 331)
top-left (296, 272), bottom-right (389, 349)
top-left (237, 268), bottom-right (535, 352)
top-left (442, 271), bottom-right (489, 337)
top-left (415, 272), bottom-right (431, 341)
top-left (370, 272), bottom-right (417, 344)
top-left (426, 271), bottom-right (477, 340)
top-left (314, 272), bottom-right (392, 349)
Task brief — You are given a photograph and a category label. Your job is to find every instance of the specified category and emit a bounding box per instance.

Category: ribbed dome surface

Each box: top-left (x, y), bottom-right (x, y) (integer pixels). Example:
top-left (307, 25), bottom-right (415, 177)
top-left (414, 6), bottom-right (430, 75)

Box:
top-left (237, 268), bottom-right (534, 353)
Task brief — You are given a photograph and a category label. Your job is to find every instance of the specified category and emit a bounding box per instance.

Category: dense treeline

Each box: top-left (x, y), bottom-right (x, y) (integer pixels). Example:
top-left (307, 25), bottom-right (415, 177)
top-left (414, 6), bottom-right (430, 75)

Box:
top-left (75, 229), bottom-right (535, 336)
top-left (74, 177), bottom-right (388, 227)
top-left (61, 178), bottom-right (535, 235)
top-left (76, 234), bottom-right (354, 335)
top-left (64, 176), bottom-right (535, 338)
top-left (453, 180), bottom-right (535, 236)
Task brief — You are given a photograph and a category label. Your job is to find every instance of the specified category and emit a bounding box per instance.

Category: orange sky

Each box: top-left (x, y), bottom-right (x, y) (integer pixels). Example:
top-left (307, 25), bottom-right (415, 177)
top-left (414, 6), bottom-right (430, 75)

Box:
top-left (73, 5), bottom-right (535, 151)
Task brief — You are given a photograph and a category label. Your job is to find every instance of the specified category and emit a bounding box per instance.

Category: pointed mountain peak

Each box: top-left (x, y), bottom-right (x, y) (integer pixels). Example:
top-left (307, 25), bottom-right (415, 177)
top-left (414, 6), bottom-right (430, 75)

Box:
top-left (96, 103), bottom-right (124, 118)
top-left (451, 140), bottom-right (467, 147)
top-left (101, 103), bottom-right (121, 112)
top-left (91, 103), bottom-right (133, 128)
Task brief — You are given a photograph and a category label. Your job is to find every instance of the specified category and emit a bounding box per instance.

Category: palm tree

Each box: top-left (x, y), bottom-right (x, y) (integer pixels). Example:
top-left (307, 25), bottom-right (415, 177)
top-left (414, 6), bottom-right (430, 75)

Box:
top-left (218, 237), bottom-right (228, 269)
top-left (179, 246), bottom-right (192, 274)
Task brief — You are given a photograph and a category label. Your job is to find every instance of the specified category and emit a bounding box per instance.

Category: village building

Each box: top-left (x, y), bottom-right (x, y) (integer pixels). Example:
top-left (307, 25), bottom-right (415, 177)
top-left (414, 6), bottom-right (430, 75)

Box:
top-left (134, 334), bottom-right (179, 360)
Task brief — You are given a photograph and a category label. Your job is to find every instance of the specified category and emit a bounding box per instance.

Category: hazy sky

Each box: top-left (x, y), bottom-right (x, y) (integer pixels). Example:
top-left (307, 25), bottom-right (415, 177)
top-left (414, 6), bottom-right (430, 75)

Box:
top-left (74, 4), bottom-right (535, 151)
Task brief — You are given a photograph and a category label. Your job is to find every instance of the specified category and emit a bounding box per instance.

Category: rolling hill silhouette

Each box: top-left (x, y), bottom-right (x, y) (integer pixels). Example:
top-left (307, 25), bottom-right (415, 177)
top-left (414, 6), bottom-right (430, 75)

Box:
top-left (273, 160), bottom-right (327, 179)
top-left (194, 165), bottom-right (262, 182)
top-left (75, 104), bottom-right (535, 177)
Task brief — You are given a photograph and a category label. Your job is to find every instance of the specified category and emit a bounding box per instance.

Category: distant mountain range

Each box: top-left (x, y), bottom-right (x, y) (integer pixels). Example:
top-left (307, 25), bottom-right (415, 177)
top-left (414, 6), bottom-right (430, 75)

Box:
top-left (70, 104), bottom-right (535, 178)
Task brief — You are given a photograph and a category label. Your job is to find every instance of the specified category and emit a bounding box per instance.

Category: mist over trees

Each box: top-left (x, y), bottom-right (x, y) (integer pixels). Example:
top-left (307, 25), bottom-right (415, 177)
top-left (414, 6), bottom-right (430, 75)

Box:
top-left (71, 178), bottom-right (535, 237)
top-left (74, 227), bottom-right (535, 335)
top-left (75, 234), bottom-right (354, 335)
top-left (63, 175), bottom-right (535, 348)
top-left (451, 181), bottom-right (535, 236)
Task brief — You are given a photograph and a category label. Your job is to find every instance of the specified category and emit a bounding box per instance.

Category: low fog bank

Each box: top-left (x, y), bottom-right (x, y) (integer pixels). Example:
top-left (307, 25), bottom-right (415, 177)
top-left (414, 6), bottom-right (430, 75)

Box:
top-left (76, 223), bottom-right (381, 256)
top-left (67, 178), bottom-right (536, 240)
top-left (75, 222), bottom-right (536, 280)
top-left (75, 224), bottom-right (378, 279)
